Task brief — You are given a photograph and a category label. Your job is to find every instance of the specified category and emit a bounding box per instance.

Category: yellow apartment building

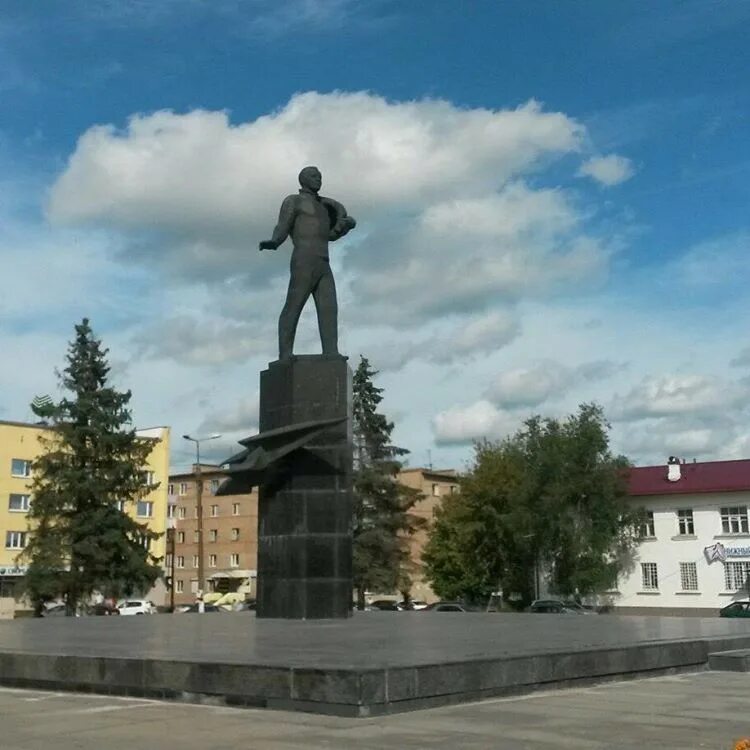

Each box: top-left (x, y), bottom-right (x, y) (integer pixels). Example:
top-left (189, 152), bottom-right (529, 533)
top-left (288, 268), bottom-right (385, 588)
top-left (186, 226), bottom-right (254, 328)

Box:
top-left (0, 420), bottom-right (171, 613)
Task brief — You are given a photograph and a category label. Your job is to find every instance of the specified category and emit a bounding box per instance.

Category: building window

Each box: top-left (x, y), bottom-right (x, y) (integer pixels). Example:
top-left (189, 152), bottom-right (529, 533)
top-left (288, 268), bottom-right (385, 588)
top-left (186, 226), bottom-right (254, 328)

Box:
top-left (176, 580), bottom-right (184, 593)
top-left (5, 531), bottom-right (26, 549)
top-left (167, 504), bottom-right (176, 519)
top-left (142, 470), bottom-right (156, 486)
top-left (725, 561), bottom-right (750, 591)
top-left (232, 503), bottom-right (240, 516)
top-left (176, 556), bottom-right (185, 569)
top-left (640, 511), bottom-right (656, 538)
top-left (178, 506), bottom-right (186, 519)
top-left (209, 529), bottom-right (217, 542)
top-left (10, 459), bottom-right (31, 478)
top-left (210, 504), bottom-right (219, 517)
top-left (177, 531), bottom-right (185, 544)
top-left (230, 553), bottom-right (240, 568)
top-left (116, 500), bottom-right (126, 512)
top-left (8, 494), bottom-right (30, 512)
top-left (178, 482), bottom-right (188, 496)
top-left (641, 562), bottom-right (658, 590)
top-left (194, 506), bottom-right (199, 518)
top-left (431, 484), bottom-right (440, 496)
top-left (679, 562), bottom-right (698, 591)
top-left (165, 554), bottom-right (173, 568)
top-left (192, 555), bottom-right (199, 568)
top-left (209, 554), bottom-right (217, 568)
top-left (137, 501), bottom-right (153, 518)
top-left (231, 528), bottom-right (240, 541)
top-left (168, 483), bottom-right (174, 495)
top-left (210, 479), bottom-right (220, 495)
top-left (138, 534), bottom-right (152, 551)
top-left (450, 485), bottom-right (458, 494)
top-left (193, 531), bottom-right (199, 543)
top-left (721, 506), bottom-right (749, 535)
top-left (677, 509), bottom-right (694, 536)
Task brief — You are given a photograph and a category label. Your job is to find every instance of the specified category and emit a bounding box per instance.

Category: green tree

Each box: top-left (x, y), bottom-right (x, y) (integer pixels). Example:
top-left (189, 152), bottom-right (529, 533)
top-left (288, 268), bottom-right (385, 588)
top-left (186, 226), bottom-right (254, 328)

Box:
top-left (423, 404), bottom-right (641, 607)
top-left (352, 356), bottom-right (425, 609)
top-left (23, 319), bottom-right (162, 615)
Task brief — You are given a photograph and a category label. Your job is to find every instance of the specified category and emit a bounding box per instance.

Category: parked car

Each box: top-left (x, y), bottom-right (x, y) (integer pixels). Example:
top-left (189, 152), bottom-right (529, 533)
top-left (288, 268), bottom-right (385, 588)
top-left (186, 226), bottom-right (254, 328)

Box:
top-left (528, 599), bottom-right (590, 614)
top-left (367, 600), bottom-right (401, 611)
top-left (41, 604), bottom-right (68, 617)
top-left (89, 603), bottom-right (120, 616)
top-left (235, 600), bottom-right (257, 612)
top-left (117, 599), bottom-right (156, 616)
top-left (423, 601), bottom-right (467, 612)
top-left (720, 601), bottom-right (750, 618)
top-left (396, 600), bottom-right (429, 611)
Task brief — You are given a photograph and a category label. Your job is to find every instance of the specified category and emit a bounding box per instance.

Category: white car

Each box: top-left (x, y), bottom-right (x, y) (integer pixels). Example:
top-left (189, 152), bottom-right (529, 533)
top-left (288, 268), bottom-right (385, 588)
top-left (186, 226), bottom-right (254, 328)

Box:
top-left (117, 599), bottom-right (156, 615)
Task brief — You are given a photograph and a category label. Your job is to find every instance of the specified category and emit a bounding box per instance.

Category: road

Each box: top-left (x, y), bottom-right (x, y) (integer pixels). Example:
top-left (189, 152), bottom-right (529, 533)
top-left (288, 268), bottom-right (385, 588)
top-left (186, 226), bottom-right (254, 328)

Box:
top-left (3, 671), bottom-right (750, 749)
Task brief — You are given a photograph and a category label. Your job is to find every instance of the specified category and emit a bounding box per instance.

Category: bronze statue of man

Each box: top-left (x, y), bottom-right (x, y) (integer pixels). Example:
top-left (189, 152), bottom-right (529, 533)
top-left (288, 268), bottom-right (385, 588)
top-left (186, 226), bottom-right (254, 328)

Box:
top-left (259, 166), bottom-right (356, 360)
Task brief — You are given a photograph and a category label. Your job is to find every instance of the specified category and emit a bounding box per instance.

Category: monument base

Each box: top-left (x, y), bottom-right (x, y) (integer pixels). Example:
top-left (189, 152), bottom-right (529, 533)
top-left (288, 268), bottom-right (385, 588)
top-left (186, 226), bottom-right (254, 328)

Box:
top-left (257, 355), bottom-right (353, 619)
top-left (1, 613), bottom-right (750, 717)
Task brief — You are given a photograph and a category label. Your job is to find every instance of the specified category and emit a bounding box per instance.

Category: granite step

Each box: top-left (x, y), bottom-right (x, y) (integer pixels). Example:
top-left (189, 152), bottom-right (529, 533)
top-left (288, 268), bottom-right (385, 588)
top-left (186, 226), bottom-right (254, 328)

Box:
top-left (708, 649), bottom-right (750, 672)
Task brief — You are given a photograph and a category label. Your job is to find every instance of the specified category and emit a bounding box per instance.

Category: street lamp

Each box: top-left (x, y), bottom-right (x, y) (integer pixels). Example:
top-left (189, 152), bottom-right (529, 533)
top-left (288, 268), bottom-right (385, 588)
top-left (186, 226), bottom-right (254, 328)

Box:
top-left (182, 433), bottom-right (222, 612)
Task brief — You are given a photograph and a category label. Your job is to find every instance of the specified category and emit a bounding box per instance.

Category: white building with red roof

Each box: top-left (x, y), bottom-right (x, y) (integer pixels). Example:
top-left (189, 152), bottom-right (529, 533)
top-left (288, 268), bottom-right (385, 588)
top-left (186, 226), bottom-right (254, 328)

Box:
top-left (615, 457), bottom-right (750, 615)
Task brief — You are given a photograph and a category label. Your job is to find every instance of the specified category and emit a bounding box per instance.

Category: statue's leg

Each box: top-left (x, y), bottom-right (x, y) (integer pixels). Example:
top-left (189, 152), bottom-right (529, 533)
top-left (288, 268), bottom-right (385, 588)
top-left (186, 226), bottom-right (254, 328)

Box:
top-left (312, 260), bottom-right (339, 356)
top-left (278, 259), bottom-right (314, 359)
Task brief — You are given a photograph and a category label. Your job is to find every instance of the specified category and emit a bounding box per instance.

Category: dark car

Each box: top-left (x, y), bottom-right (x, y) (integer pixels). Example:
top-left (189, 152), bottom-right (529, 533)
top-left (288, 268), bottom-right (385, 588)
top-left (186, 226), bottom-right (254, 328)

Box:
top-left (236, 600), bottom-right (257, 612)
top-left (423, 601), bottom-right (467, 612)
top-left (367, 600), bottom-right (401, 611)
top-left (720, 601), bottom-right (750, 618)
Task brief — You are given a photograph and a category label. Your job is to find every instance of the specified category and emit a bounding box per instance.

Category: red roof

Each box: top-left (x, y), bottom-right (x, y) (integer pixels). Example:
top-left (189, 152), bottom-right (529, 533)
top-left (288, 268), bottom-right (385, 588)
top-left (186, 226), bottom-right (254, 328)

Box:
top-left (628, 459), bottom-right (750, 496)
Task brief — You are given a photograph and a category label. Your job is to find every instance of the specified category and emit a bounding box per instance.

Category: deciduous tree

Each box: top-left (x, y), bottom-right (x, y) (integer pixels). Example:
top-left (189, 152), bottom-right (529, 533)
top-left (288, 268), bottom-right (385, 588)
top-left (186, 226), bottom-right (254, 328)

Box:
top-left (423, 404), bottom-right (641, 607)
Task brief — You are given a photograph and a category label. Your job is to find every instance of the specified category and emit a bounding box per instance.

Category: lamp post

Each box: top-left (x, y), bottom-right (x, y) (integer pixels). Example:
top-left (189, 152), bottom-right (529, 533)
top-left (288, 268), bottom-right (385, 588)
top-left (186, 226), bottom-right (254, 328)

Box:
top-left (182, 433), bottom-right (221, 612)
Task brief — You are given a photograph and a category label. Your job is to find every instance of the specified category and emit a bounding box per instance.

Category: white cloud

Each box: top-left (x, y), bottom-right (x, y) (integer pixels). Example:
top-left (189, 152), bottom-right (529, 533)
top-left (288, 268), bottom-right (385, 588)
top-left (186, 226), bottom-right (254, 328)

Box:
top-left (347, 184), bottom-right (610, 324)
top-left (577, 154), bottom-right (635, 186)
top-left (612, 373), bottom-right (749, 421)
top-left (47, 93), bottom-right (586, 298)
top-left (485, 359), bottom-right (622, 408)
top-left (199, 396), bottom-right (259, 435)
top-left (432, 400), bottom-right (520, 445)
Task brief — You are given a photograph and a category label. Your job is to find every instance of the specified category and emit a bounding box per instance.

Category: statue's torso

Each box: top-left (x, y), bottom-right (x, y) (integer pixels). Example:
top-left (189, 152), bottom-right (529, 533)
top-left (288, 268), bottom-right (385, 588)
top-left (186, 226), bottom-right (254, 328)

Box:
top-left (290, 193), bottom-right (331, 259)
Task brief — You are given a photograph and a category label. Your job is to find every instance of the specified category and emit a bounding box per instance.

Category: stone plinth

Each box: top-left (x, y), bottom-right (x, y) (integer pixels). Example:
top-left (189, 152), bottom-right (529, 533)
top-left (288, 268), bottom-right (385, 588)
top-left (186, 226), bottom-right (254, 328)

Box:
top-left (257, 355), bottom-right (353, 619)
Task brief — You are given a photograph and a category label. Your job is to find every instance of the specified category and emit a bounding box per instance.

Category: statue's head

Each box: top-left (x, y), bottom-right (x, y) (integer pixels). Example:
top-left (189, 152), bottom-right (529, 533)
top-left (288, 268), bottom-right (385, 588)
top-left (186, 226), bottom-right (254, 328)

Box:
top-left (298, 166), bottom-right (322, 192)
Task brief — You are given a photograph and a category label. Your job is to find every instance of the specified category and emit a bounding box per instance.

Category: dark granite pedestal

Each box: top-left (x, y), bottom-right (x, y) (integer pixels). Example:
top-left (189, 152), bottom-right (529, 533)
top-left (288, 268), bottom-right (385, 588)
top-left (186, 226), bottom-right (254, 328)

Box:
top-left (2, 613), bottom-right (750, 717)
top-left (257, 355), bottom-right (353, 619)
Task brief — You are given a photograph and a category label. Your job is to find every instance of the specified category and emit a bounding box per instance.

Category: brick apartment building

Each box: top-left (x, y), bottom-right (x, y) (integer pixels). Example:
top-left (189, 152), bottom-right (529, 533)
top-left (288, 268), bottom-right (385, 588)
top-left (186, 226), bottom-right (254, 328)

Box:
top-left (166, 465), bottom-right (258, 607)
top-left (167, 465), bottom-right (459, 606)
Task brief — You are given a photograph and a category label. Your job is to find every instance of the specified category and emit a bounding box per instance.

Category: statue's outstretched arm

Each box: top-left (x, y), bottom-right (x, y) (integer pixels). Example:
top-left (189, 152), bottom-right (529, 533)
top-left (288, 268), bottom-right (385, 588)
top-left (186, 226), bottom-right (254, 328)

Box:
top-left (259, 195), bottom-right (296, 251)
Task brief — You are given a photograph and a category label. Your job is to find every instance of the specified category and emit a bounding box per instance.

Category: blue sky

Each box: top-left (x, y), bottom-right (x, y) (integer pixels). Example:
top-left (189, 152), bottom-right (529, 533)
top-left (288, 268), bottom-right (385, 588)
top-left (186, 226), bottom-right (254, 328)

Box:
top-left (1, 0), bottom-right (750, 471)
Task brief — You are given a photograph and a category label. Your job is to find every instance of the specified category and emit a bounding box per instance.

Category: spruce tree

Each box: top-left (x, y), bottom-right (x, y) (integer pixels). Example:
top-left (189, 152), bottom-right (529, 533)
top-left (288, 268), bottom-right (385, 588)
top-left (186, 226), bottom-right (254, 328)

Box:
top-left (24, 319), bottom-right (162, 615)
top-left (352, 356), bottom-right (424, 609)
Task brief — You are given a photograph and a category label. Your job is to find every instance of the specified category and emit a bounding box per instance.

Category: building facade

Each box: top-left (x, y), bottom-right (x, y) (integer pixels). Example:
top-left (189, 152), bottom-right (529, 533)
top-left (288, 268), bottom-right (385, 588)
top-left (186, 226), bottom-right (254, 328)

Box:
top-left (167, 465), bottom-right (258, 606)
top-left (166, 465), bottom-right (457, 606)
top-left (613, 457), bottom-right (750, 615)
top-left (397, 467), bottom-right (460, 603)
top-left (0, 420), bottom-right (171, 612)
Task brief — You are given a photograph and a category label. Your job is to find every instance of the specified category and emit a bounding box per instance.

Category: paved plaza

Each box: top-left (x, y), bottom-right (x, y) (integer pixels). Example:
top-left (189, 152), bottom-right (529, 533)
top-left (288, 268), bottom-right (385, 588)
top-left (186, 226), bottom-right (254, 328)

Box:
top-left (2, 671), bottom-right (750, 749)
